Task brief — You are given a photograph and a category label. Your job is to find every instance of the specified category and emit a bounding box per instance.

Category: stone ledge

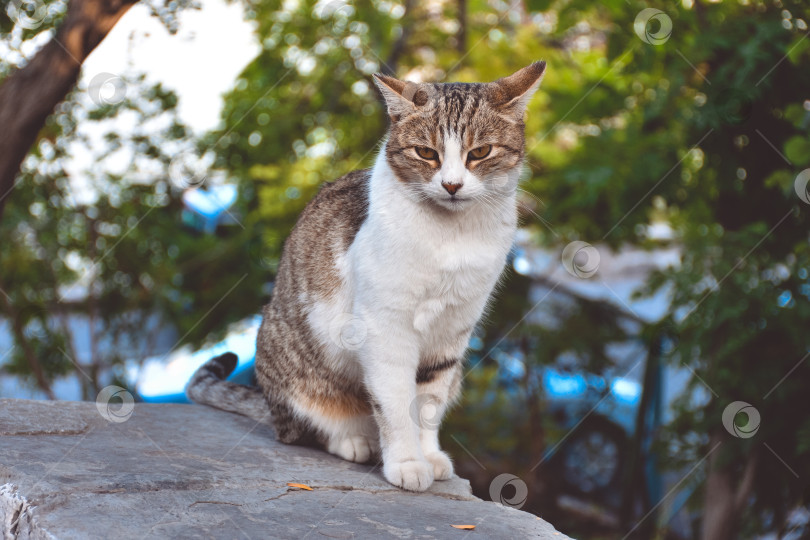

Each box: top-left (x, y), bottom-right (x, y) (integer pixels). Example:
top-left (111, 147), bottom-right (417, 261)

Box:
top-left (0, 399), bottom-right (570, 539)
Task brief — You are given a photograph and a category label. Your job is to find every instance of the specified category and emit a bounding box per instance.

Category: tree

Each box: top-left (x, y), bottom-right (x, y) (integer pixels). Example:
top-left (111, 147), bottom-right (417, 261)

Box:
top-left (3, 0), bottom-right (809, 537)
top-left (214, 0), bottom-right (810, 537)
top-left (0, 1), bottom-right (268, 398)
top-left (0, 0), bottom-right (194, 220)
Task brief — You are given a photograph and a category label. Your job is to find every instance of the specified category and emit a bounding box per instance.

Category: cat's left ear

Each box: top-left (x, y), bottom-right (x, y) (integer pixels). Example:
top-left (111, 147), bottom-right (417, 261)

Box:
top-left (490, 61), bottom-right (546, 116)
top-left (372, 74), bottom-right (429, 122)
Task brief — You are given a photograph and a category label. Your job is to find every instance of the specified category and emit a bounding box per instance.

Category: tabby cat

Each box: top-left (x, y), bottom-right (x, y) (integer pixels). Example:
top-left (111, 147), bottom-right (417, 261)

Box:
top-left (187, 61), bottom-right (546, 491)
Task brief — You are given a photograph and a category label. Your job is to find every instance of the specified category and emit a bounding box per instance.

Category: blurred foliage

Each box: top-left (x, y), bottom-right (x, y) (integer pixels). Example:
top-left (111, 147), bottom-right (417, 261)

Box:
top-left (2, 0), bottom-right (810, 536)
top-left (0, 70), bottom-right (270, 398)
top-left (0, 0), bottom-right (198, 79)
top-left (213, 0), bottom-right (810, 535)
top-left (0, 0), bottom-right (254, 400)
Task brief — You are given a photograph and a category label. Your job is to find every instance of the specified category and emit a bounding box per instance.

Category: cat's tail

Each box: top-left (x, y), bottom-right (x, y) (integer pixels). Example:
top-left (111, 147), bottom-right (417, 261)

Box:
top-left (185, 353), bottom-right (273, 425)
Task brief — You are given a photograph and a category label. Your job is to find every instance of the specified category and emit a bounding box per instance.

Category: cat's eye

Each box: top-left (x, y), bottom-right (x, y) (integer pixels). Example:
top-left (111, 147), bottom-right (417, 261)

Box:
top-left (468, 145), bottom-right (492, 160)
top-left (415, 146), bottom-right (439, 161)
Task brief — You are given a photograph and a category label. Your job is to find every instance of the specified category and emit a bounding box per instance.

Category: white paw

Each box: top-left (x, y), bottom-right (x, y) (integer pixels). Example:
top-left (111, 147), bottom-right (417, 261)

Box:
top-left (383, 459), bottom-right (434, 491)
top-left (425, 451), bottom-right (454, 480)
top-left (327, 435), bottom-right (374, 463)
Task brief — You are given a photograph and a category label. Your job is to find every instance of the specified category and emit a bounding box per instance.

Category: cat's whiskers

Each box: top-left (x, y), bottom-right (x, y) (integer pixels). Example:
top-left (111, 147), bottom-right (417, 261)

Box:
top-left (516, 187), bottom-right (546, 208)
top-left (477, 191), bottom-right (510, 216)
top-left (514, 201), bottom-right (558, 237)
top-left (398, 183), bottom-right (429, 204)
top-left (518, 202), bottom-right (544, 223)
top-left (474, 193), bottom-right (498, 215)
top-left (186, 60), bottom-right (548, 494)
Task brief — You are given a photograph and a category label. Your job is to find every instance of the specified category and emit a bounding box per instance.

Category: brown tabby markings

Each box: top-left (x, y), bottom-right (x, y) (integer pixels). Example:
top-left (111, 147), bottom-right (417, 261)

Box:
top-left (187, 62), bottom-right (547, 456)
top-left (298, 390), bottom-right (372, 421)
top-left (251, 170), bottom-right (372, 443)
top-left (380, 81), bottom-right (530, 185)
top-left (261, 64), bottom-right (545, 442)
top-left (277, 170), bottom-right (370, 300)
top-left (416, 357), bottom-right (461, 384)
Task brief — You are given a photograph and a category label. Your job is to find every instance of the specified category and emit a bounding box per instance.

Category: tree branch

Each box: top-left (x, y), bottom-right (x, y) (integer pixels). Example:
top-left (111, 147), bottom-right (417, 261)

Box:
top-left (384, 0), bottom-right (415, 76)
top-left (0, 280), bottom-right (55, 399)
top-left (733, 449), bottom-right (758, 513)
top-left (456, 0), bottom-right (466, 54)
top-left (0, 0), bottom-right (140, 222)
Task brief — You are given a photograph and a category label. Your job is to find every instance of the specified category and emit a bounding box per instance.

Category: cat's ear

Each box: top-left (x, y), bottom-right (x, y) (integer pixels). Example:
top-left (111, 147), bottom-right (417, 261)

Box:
top-left (372, 74), bottom-right (428, 122)
top-left (489, 61), bottom-right (546, 116)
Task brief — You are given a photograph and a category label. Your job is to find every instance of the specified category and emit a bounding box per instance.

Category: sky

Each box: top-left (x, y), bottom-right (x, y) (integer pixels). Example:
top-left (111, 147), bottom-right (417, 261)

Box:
top-left (1, 0), bottom-right (261, 401)
top-left (81, 0), bottom-right (259, 133)
top-left (60, 0), bottom-right (260, 205)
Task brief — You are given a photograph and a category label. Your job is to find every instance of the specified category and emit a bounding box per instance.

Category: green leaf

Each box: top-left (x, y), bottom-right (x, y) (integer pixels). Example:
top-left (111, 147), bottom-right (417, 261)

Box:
top-left (784, 136), bottom-right (810, 166)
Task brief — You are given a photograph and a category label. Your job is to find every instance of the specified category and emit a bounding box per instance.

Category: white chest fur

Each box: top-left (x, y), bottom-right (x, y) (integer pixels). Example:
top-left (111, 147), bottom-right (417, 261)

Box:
top-left (347, 158), bottom-right (517, 353)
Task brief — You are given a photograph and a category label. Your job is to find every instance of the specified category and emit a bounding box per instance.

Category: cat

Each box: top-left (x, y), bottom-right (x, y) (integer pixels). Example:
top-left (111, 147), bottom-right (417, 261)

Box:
top-left (186, 61), bottom-right (546, 492)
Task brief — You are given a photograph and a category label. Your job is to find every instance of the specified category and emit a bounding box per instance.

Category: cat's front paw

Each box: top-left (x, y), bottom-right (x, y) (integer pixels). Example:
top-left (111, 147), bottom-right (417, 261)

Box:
top-left (383, 459), bottom-right (434, 491)
top-left (424, 451), bottom-right (454, 480)
top-left (327, 435), bottom-right (374, 463)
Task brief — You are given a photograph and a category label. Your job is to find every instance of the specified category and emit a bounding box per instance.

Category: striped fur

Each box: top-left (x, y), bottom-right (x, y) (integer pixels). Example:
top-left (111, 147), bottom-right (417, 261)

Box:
top-left (186, 62), bottom-right (546, 491)
top-left (186, 353), bottom-right (271, 425)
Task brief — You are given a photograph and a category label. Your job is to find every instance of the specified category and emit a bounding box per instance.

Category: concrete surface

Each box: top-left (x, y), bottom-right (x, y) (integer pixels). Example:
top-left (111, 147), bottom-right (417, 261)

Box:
top-left (0, 398), bottom-right (571, 539)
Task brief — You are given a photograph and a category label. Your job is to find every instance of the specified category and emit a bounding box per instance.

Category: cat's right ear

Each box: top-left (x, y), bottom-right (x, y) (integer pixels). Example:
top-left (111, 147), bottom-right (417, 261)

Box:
top-left (490, 61), bottom-right (546, 117)
top-left (372, 74), bottom-right (423, 122)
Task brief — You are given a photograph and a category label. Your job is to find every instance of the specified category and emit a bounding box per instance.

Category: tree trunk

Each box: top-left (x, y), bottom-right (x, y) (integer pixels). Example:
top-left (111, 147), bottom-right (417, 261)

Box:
top-left (701, 431), bottom-right (757, 540)
top-left (384, 0), bottom-right (415, 76)
top-left (0, 0), bottom-right (139, 222)
top-left (456, 0), bottom-right (467, 54)
top-left (523, 334), bottom-right (550, 511)
top-left (0, 280), bottom-right (55, 399)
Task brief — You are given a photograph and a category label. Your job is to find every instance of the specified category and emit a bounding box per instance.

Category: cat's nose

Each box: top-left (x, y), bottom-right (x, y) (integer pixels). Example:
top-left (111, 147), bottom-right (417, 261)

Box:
top-left (441, 181), bottom-right (462, 195)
